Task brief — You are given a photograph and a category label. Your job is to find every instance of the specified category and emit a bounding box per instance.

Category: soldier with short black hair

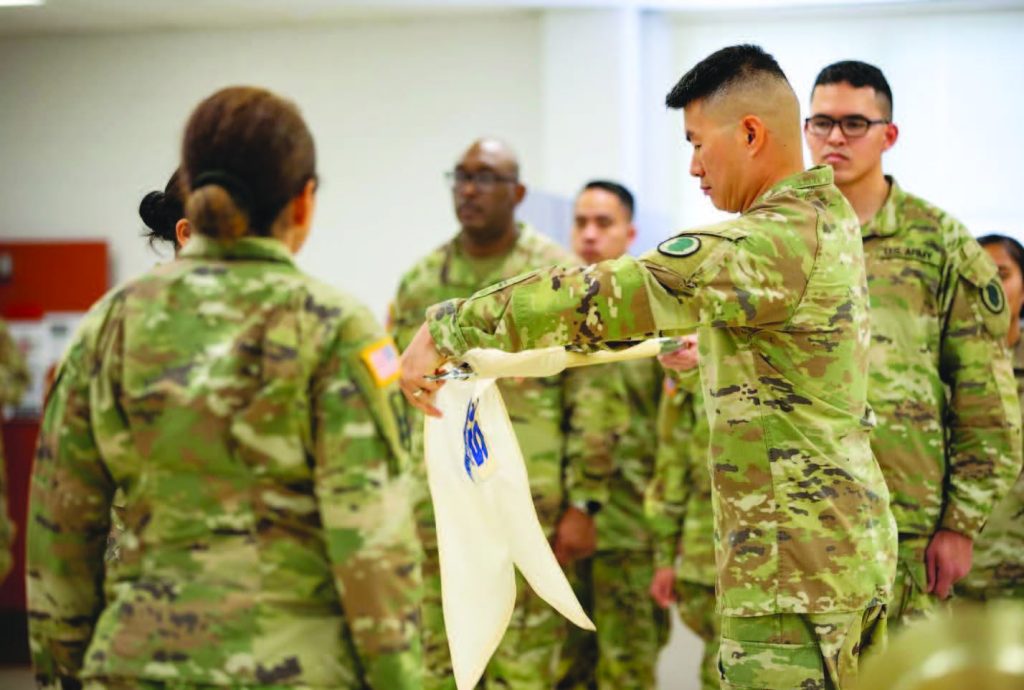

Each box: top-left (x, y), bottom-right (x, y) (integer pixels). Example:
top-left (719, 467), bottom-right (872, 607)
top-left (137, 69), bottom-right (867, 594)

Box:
top-left (401, 44), bottom-right (899, 689)
top-left (806, 60), bottom-right (1023, 624)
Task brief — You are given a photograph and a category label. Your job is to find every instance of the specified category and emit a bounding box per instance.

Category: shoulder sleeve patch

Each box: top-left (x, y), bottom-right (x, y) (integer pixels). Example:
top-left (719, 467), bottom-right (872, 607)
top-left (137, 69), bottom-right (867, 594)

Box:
top-left (359, 337), bottom-right (401, 387)
top-left (657, 235), bottom-right (702, 258)
top-left (982, 279), bottom-right (1007, 315)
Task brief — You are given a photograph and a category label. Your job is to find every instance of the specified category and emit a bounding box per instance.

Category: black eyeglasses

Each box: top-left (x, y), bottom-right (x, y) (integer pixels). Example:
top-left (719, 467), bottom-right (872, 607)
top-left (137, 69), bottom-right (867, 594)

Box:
top-left (445, 170), bottom-right (518, 191)
top-left (804, 114), bottom-right (890, 138)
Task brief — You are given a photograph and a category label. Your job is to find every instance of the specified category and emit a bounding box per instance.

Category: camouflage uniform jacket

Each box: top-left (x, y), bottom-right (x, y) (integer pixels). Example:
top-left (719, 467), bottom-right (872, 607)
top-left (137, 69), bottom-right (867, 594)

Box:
top-left (391, 224), bottom-right (617, 537)
top-left (646, 367), bottom-right (716, 586)
top-left (960, 325), bottom-right (1024, 596)
top-left (28, 236), bottom-right (422, 689)
top-left (0, 318), bottom-right (29, 580)
top-left (863, 178), bottom-right (1021, 538)
top-left (427, 166), bottom-right (898, 617)
top-left (589, 356), bottom-right (662, 553)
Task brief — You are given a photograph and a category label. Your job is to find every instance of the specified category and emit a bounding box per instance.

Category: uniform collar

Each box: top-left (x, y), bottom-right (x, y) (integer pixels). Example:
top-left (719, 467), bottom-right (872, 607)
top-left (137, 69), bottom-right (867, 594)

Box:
top-left (441, 221), bottom-right (537, 286)
top-left (178, 234), bottom-right (296, 265)
top-left (753, 165), bottom-right (834, 207)
top-left (860, 176), bottom-right (903, 240)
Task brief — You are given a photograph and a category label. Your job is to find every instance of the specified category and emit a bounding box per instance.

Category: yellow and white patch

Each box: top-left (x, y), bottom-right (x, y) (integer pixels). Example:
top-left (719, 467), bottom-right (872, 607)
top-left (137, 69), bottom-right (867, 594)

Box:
top-left (360, 337), bottom-right (401, 387)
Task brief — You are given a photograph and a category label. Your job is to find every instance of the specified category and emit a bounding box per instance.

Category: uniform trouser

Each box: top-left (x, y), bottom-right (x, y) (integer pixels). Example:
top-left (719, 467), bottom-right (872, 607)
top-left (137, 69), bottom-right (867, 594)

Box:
top-left (556, 550), bottom-right (670, 690)
top-left (717, 605), bottom-right (887, 690)
top-left (674, 580), bottom-right (719, 690)
top-left (421, 532), bottom-right (565, 690)
top-left (889, 534), bottom-right (947, 628)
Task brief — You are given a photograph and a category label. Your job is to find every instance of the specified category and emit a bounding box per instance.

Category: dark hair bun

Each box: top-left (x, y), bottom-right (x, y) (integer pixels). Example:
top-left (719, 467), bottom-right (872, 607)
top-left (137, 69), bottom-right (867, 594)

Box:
top-left (139, 191), bottom-right (176, 240)
top-left (140, 171), bottom-right (186, 248)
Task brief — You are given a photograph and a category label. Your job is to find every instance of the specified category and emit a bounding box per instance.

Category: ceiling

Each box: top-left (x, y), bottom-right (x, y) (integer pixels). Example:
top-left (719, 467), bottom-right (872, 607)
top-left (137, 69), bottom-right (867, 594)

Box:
top-left (0, 0), bottom-right (1021, 37)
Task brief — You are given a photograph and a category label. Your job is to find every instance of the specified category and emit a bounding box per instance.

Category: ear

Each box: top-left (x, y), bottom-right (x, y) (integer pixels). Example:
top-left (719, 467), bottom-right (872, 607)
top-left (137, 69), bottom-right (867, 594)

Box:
top-left (513, 182), bottom-right (527, 205)
top-left (290, 178), bottom-right (317, 228)
top-left (740, 115), bottom-right (767, 155)
top-left (881, 122), bottom-right (899, 153)
top-left (627, 223), bottom-right (637, 248)
top-left (175, 218), bottom-right (192, 251)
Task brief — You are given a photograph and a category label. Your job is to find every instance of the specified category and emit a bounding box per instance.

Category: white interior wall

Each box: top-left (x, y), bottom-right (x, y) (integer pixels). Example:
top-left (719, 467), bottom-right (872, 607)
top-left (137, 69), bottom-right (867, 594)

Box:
top-left (0, 14), bottom-right (545, 320)
top-left (670, 8), bottom-right (1024, 237)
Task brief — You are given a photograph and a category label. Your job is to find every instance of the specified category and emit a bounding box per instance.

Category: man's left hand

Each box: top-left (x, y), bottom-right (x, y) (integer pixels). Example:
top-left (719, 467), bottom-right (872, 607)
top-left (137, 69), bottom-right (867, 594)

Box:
top-left (398, 323), bottom-right (447, 417)
top-left (925, 528), bottom-right (973, 599)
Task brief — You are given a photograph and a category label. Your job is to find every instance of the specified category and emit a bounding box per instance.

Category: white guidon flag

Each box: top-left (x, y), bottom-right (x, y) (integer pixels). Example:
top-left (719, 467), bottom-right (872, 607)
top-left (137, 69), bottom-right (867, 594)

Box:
top-left (423, 339), bottom-right (668, 690)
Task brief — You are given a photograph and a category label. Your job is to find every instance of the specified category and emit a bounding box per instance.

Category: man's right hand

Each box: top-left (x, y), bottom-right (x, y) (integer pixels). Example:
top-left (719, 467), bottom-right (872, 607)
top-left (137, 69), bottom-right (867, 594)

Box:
top-left (650, 566), bottom-right (677, 609)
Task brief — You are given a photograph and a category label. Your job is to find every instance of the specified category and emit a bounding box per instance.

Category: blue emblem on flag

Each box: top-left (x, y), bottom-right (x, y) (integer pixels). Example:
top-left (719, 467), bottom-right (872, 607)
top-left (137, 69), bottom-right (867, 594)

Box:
top-left (463, 398), bottom-right (489, 480)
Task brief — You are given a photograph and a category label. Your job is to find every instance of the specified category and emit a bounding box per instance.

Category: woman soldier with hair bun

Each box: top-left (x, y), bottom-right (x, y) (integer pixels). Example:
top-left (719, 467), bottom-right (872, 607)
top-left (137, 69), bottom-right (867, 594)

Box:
top-left (27, 86), bottom-right (422, 690)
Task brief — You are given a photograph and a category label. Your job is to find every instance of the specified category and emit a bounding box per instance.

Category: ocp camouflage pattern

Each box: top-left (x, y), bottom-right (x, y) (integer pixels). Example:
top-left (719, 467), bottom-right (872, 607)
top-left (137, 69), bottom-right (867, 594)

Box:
top-left (28, 235), bottom-right (422, 689)
top-left (428, 166), bottom-right (899, 617)
top-left (391, 223), bottom-right (619, 688)
top-left (960, 326), bottom-right (1024, 598)
top-left (861, 178), bottom-right (1021, 538)
top-left (0, 318), bottom-right (28, 582)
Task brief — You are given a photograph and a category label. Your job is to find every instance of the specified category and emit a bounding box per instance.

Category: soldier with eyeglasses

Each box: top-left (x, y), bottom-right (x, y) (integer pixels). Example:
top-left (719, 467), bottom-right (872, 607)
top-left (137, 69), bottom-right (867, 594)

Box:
top-left (805, 60), bottom-right (1022, 628)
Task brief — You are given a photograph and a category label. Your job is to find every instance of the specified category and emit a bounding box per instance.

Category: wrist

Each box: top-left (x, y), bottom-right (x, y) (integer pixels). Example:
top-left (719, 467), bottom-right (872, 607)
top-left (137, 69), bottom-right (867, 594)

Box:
top-left (571, 499), bottom-right (603, 516)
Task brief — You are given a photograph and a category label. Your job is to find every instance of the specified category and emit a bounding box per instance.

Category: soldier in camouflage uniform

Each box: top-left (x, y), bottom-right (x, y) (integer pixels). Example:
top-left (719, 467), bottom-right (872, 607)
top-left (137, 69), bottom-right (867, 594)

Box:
top-left (0, 317), bottom-right (29, 582)
top-left (958, 234), bottom-right (1024, 600)
top-left (390, 139), bottom-right (617, 690)
top-left (402, 46), bottom-right (899, 689)
top-left (28, 86), bottom-right (422, 690)
top-left (806, 62), bottom-right (1022, 623)
top-left (557, 181), bottom-right (668, 690)
top-left (646, 340), bottom-right (718, 690)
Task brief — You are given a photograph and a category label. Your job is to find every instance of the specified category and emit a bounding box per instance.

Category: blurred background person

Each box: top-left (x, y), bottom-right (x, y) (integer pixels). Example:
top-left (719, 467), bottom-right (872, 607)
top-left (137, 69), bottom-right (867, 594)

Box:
top-left (390, 139), bottom-right (619, 690)
top-left (558, 180), bottom-right (669, 690)
top-left (27, 85), bottom-right (422, 690)
top-left (957, 234), bottom-right (1024, 602)
top-left (0, 318), bottom-right (28, 584)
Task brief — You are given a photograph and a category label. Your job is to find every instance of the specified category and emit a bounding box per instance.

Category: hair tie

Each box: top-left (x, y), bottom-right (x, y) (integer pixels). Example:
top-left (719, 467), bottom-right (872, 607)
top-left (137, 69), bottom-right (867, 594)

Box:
top-left (192, 170), bottom-right (256, 215)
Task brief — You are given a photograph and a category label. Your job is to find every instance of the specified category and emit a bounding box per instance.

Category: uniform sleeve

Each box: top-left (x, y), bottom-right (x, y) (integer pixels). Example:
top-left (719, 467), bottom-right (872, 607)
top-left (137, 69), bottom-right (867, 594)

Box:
top-left (0, 320), bottom-right (29, 405)
top-left (27, 319), bottom-right (115, 689)
top-left (939, 241), bottom-right (1024, 537)
top-left (0, 320), bottom-right (29, 582)
top-left (427, 228), bottom-right (809, 358)
top-left (311, 323), bottom-right (423, 689)
top-left (645, 381), bottom-right (694, 570)
top-left (563, 363), bottom-right (628, 509)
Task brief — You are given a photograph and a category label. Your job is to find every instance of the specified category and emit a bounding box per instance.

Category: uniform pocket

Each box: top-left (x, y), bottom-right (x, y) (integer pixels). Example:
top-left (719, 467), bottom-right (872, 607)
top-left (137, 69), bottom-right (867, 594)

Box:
top-left (719, 638), bottom-right (825, 689)
top-left (718, 624), bottom-right (826, 690)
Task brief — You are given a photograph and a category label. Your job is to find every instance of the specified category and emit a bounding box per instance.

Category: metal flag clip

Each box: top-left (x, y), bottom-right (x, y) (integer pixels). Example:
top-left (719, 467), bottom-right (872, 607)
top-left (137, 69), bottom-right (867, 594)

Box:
top-left (424, 364), bottom-right (474, 381)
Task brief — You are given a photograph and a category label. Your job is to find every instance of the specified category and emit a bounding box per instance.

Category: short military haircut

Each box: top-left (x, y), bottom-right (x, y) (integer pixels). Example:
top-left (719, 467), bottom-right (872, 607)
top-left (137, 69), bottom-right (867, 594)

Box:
top-left (582, 180), bottom-right (634, 219)
top-left (813, 60), bottom-right (893, 120)
top-left (665, 44), bottom-right (788, 110)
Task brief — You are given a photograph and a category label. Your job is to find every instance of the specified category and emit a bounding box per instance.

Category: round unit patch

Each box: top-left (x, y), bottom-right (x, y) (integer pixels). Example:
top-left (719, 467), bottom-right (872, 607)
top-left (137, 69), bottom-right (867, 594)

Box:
top-left (982, 279), bottom-right (1006, 314)
top-left (657, 235), bottom-right (702, 258)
